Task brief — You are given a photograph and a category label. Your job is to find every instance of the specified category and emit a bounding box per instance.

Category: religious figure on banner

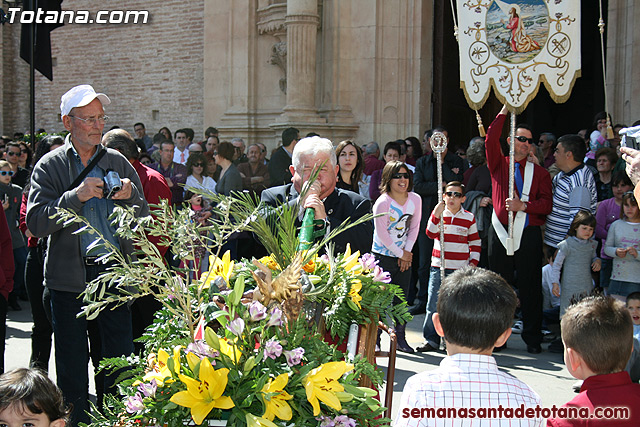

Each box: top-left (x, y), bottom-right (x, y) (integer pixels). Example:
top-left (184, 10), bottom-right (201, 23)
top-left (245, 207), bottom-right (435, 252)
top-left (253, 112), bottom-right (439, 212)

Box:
top-left (487, 0), bottom-right (548, 64)
top-left (503, 5), bottom-right (540, 53)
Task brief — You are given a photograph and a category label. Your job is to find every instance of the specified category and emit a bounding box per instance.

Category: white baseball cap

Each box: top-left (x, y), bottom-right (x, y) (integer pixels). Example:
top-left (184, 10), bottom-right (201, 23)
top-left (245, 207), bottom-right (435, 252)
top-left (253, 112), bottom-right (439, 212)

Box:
top-left (60, 84), bottom-right (111, 116)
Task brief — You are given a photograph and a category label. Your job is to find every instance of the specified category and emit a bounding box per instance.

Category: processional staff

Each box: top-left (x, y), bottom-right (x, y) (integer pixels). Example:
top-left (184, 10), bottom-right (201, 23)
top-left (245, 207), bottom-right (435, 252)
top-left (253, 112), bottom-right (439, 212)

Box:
top-left (430, 131), bottom-right (448, 281)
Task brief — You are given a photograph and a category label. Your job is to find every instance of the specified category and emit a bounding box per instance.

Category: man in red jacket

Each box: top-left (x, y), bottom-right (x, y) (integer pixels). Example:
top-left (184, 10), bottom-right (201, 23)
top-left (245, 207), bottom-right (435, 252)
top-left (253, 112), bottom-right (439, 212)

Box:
top-left (485, 105), bottom-right (552, 354)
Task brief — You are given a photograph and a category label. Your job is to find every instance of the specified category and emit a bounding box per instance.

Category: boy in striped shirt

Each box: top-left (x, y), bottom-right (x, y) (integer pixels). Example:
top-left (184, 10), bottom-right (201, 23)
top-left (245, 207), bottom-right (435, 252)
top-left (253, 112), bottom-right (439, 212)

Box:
top-left (417, 181), bottom-right (482, 352)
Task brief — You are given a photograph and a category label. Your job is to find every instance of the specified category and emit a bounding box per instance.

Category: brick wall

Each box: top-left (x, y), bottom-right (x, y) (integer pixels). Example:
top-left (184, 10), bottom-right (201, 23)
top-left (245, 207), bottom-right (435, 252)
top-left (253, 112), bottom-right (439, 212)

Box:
top-left (2, 21), bottom-right (30, 137)
top-left (2, 0), bottom-right (205, 140)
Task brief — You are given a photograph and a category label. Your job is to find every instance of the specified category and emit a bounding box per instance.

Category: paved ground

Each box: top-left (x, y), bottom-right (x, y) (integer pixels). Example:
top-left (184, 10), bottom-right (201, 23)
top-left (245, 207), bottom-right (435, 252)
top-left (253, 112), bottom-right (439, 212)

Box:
top-left (5, 304), bottom-right (577, 421)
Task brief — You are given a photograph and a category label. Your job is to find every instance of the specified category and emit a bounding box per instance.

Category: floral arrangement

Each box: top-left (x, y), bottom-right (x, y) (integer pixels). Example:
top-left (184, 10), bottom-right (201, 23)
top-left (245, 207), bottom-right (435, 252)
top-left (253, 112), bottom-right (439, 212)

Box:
top-left (53, 190), bottom-right (410, 427)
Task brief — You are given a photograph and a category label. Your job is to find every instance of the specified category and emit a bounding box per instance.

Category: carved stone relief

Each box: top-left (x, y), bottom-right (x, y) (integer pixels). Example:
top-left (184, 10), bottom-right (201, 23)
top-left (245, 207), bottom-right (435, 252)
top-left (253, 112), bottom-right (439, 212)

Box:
top-left (270, 41), bottom-right (287, 93)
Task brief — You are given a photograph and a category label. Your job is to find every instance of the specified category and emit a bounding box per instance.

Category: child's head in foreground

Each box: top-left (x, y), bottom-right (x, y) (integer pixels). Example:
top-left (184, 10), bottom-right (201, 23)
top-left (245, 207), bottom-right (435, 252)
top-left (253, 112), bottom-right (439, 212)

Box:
top-left (0, 368), bottom-right (69, 427)
top-left (435, 266), bottom-right (517, 353)
top-left (626, 292), bottom-right (640, 326)
top-left (561, 296), bottom-right (633, 380)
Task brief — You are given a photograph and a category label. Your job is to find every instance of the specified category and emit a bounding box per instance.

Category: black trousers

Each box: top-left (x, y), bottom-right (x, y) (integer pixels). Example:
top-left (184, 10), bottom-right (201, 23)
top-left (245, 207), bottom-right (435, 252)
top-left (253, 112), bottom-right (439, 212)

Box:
top-left (25, 245), bottom-right (52, 371)
top-left (375, 253), bottom-right (411, 321)
top-left (488, 224), bottom-right (543, 347)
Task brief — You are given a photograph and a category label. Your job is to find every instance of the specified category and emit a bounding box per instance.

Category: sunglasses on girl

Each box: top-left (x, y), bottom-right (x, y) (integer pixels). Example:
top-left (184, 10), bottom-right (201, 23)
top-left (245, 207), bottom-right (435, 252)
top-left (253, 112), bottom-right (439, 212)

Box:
top-left (0, 170), bottom-right (14, 176)
top-left (392, 173), bottom-right (410, 179)
top-left (193, 163), bottom-right (204, 167)
top-left (445, 191), bottom-right (463, 198)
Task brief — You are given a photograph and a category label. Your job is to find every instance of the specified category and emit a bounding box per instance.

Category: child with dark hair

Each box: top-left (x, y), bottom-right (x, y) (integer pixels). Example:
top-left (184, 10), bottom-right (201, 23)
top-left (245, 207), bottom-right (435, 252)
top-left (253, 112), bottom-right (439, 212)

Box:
top-left (551, 211), bottom-right (601, 317)
top-left (0, 368), bottom-right (69, 426)
top-left (604, 191), bottom-right (640, 300)
top-left (547, 296), bottom-right (640, 426)
top-left (395, 267), bottom-right (541, 426)
top-left (417, 181), bottom-right (481, 353)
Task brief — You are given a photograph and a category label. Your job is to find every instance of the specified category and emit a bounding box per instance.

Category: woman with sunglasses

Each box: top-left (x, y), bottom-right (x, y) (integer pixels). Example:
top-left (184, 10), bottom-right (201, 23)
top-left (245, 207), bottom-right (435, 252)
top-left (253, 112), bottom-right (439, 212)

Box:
top-left (372, 160), bottom-right (422, 353)
top-left (17, 142), bottom-right (33, 170)
top-left (185, 153), bottom-right (217, 204)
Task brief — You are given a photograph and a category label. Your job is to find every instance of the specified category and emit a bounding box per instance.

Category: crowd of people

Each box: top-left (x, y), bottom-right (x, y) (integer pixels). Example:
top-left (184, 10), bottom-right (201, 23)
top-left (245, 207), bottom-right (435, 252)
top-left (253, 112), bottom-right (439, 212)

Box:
top-left (1, 84), bottom-right (640, 425)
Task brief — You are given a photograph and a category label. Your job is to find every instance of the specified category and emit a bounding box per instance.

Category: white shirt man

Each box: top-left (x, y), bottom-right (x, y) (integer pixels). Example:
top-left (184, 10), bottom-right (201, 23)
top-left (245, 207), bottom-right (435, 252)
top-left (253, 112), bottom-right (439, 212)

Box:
top-left (173, 130), bottom-right (190, 165)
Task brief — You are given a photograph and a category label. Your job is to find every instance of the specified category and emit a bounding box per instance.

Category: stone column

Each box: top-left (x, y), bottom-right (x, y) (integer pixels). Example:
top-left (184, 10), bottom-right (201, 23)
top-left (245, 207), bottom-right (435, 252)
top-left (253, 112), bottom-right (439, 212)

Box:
top-left (606, 0), bottom-right (640, 126)
top-left (281, 0), bottom-right (323, 122)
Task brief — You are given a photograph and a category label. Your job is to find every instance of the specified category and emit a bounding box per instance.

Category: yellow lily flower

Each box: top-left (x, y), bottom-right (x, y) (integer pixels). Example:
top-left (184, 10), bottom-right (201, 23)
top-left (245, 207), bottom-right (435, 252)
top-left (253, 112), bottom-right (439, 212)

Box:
top-left (219, 338), bottom-right (242, 363)
top-left (348, 279), bottom-right (363, 309)
top-left (142, 345), bottom-right (182, 385)
top-left (304, 361), bottom-right (354, 415)
top-left (203, 251), bottom-right (235, 288)
top-left (246, 413), bottom-right (279, 427)
top-left (186, 352), bottom-right (201, 372)
top-left (258, 255), bottom-right (280, 271)
top-left (343, 243), bottom-right (352, 259)
top-left (342, 245), bottom-right (361, 274)
top-left (261, 373), bottom-right (293, 421)
top-left (170, 362), bottom-right (235, 425)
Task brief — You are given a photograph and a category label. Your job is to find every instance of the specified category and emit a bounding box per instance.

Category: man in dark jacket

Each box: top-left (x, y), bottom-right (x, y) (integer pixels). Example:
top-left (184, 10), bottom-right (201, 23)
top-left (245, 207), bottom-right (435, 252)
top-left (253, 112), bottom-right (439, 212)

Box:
top-left (262, 136), bottom-right (373, 254)
top-left (269, 127), bottom-right (299, 187)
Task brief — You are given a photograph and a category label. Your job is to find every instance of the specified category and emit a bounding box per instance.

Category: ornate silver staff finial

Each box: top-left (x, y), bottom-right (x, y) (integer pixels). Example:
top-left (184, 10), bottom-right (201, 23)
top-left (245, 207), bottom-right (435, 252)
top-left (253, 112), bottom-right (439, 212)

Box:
top-left (430, 131), bottom-right (448, 154)
top-left (430, 130), bottom-right (449, 282)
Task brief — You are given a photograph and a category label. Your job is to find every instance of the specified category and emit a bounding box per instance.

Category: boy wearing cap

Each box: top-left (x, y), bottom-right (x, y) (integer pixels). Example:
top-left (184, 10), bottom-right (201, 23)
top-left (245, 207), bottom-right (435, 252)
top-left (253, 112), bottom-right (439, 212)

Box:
top-left (26, 84), bottom-right (148, 425)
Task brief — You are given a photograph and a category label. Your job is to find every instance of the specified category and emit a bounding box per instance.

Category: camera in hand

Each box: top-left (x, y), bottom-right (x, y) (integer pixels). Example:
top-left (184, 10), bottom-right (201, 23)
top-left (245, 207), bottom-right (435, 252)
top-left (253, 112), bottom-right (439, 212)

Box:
top-left (103, 170), bottom-right (122, 198)
top-left (621, 125), bottom-right (640, 150)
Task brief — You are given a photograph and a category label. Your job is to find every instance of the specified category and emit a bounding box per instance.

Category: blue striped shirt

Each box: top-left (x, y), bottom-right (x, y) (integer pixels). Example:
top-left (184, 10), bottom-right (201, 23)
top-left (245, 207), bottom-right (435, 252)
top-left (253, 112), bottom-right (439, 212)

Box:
top-left (543, 164), bottom-right (597, 248)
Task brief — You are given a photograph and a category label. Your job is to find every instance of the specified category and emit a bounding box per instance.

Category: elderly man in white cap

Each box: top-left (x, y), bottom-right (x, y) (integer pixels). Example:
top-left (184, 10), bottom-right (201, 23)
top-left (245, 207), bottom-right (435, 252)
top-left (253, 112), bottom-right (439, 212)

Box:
top-left (26, 84), bottom-right (148, 426)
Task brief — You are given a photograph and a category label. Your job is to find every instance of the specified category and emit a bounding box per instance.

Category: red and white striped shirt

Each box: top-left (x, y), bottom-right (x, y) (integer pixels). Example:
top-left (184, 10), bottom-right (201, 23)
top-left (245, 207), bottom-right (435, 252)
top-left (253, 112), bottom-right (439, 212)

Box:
top-left (426, 207), bottom-right (481, 269)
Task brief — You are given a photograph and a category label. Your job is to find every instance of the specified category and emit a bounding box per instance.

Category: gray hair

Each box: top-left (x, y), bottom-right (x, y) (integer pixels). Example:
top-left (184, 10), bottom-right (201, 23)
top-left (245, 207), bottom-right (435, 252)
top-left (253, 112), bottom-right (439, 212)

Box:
top-left (540, 132), bottom-right (556, 144)
top-left (292, 136), bottom-right (336, 170)
top-left (466, 137), bottom-right (486, 167)
top-left (364, 141), bottom-right (379, 155)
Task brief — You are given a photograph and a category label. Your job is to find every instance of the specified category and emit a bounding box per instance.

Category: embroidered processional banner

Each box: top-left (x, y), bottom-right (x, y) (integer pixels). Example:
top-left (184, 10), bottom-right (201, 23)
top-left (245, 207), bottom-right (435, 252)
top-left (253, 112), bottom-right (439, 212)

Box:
top-left (456, 0), bottom-right (580, 113)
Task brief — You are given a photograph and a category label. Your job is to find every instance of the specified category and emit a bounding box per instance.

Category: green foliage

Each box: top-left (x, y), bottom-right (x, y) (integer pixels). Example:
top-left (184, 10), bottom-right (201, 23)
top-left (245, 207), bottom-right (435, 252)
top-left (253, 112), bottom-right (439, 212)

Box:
top-left (51, 188), bottom-right (405, 427)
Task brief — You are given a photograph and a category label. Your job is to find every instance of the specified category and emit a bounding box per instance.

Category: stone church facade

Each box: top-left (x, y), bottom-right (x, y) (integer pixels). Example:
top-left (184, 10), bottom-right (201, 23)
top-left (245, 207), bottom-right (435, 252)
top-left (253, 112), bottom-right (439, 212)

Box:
top-left (0, 0), bottom-right (637, 151)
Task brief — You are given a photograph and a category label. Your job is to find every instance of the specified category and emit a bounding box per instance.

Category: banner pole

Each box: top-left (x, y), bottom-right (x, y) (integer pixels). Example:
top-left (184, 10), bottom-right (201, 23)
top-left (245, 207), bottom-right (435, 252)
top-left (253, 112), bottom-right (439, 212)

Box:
top-left (507, 111), bottom-right (516, 256)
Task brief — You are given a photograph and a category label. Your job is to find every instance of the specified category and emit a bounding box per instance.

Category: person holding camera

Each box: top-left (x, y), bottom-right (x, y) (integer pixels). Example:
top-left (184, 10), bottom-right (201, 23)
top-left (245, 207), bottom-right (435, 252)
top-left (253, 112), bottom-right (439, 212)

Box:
top-left (26, 85), bottom-right (148, 426)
